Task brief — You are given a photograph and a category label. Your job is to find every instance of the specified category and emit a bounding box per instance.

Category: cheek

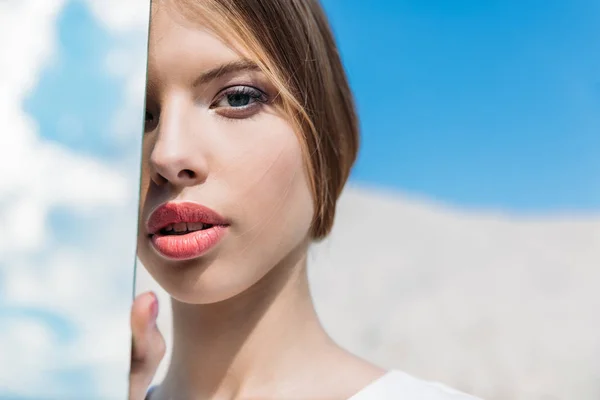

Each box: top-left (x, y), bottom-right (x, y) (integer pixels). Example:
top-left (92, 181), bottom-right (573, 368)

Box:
top-left (216, 119), bottom-right (314, 239)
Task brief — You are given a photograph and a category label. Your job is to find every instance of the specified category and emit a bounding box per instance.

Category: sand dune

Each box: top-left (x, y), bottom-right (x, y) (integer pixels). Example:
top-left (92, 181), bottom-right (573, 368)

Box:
top-left (136, 185), bottom-right (600, 400)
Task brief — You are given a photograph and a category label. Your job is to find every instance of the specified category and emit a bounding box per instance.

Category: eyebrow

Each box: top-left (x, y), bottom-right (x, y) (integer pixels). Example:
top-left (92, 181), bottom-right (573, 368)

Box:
top-left (192, 59), bottom-right (262, 87)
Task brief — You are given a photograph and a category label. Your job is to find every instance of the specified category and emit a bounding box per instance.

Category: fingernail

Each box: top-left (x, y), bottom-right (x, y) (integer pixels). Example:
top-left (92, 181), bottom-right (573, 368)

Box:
top-left (149, 292), bottom-right (159, 323)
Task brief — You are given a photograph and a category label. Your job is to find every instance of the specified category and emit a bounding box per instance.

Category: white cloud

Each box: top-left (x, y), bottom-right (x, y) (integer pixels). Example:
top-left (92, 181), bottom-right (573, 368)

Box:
top-left (0, 0), bottom-right (148, 398)
top-left (86, 0), bottom-right (151, 34)
top-left (90, 0), bottom-right (150, 146)
top-left (0, 1), bottom-right (63, 102)
top-left (0, 318), bottom-right (57, 395)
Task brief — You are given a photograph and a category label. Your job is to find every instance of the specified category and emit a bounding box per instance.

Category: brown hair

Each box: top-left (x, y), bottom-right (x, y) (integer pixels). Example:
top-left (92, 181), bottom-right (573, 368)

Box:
top-left (156, 0), bottom-right (359, 240)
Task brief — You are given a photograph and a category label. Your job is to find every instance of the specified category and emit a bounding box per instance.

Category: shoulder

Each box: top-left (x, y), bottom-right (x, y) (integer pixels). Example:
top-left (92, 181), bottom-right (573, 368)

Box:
top-left (349, 370), bottom-right (483, 400)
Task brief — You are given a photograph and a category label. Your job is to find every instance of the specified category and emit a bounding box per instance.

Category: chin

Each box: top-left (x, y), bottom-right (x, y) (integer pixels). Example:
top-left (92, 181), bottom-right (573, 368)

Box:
top-left (167, 283), bottom-right (252, 305)
top-left (138, 246), bottom-right (272, 305)
top-left (169, 268), bottom-right (264, 305)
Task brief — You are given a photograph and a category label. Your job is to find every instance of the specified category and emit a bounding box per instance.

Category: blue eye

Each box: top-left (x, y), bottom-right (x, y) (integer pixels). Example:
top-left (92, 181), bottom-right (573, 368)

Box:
top-left (214, 86), bottom-right (267, 109)
top-left (226, 92), bottom-right (252, 107)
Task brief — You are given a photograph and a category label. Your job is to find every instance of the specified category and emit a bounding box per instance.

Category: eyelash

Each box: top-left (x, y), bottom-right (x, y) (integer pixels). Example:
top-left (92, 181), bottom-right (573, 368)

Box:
top-left (211, 85), bottom-right (269, 113)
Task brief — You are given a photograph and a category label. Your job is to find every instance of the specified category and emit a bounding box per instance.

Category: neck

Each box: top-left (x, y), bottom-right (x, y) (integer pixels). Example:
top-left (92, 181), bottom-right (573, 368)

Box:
top-left (159, 250), bottom-right (338, 399)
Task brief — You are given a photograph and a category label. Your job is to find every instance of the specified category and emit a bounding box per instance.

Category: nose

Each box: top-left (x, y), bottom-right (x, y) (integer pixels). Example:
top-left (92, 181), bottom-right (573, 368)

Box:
top-left (148, 103), bottom-right (208, 188)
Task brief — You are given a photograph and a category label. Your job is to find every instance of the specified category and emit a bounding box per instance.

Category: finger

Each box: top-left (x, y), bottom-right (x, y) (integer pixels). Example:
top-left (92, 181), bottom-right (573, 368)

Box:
top-left (129, 291), bottom-right (166, 400)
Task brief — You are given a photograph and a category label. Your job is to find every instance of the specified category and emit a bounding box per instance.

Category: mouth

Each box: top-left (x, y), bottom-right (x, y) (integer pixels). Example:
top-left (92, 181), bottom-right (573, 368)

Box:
top-left (146, 202), bottom-right (229, 261)
top-left (146, 201), bottom-right (229, 236)
top-left (156, 222), bottom-right (216, 236)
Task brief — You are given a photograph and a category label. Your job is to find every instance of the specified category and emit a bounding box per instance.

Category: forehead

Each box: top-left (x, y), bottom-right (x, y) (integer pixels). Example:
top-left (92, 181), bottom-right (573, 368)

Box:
top-left (150, 7), bottom-right (236, 60)
top-left (148, 4), bottom-right (254, 81)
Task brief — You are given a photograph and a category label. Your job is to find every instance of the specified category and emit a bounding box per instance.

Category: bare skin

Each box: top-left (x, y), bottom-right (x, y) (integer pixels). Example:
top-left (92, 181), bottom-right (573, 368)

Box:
top-left (128, 3), bottom-right (385, 399)
top-left (128, 271), bottom-right (385, 400)
top-left (129, 292), bottom-right (165, 400)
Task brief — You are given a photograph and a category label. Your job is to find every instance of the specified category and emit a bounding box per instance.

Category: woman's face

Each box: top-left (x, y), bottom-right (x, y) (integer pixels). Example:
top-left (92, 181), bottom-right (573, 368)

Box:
top-left (137, 5), bottom-right (314, 304)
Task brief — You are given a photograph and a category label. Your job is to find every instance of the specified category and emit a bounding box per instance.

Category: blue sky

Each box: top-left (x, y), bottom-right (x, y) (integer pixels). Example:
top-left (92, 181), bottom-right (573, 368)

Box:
top-left (26, 1), bottom-right (132, 247)
top-left (323, 0), bottom-right (600, 213)
top-left (24, 0), bottom-right (126, 161)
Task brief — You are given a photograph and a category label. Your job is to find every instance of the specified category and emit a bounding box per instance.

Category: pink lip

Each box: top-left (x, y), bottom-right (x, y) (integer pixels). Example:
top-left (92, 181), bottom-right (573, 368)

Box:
top-left (146, 202), bottom-right (229, 261)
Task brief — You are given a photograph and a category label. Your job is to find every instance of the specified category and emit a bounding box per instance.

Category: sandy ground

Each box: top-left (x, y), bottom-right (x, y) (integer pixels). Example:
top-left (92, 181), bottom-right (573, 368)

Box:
top-left (136, 185), bottom-right (600, 400)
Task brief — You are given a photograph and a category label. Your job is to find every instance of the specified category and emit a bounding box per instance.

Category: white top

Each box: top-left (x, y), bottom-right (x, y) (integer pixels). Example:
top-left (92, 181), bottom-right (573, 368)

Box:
top-left (147, 370), bottom-right (482, 400)
top-left (349, 370), bottom-right (482, 399)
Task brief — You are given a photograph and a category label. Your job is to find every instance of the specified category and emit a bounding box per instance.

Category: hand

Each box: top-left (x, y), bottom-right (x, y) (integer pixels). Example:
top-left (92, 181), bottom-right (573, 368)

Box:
top-left (128, 292), bottom-right (166, 400)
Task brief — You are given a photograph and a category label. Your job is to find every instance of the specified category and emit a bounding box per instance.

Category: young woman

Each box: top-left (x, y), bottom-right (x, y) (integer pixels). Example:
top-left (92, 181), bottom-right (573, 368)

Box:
top-left (128, 0), bottom-right (481, 399)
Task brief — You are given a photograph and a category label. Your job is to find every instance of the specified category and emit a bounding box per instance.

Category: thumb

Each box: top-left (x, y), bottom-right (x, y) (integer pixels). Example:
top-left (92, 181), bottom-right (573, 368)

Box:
top-left (128, 292), bottom-right (165, 400)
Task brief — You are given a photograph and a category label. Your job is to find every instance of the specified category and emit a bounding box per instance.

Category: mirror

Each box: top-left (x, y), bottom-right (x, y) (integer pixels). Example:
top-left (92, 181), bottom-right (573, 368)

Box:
top-left (0, 1), bottom-right (150, 398)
